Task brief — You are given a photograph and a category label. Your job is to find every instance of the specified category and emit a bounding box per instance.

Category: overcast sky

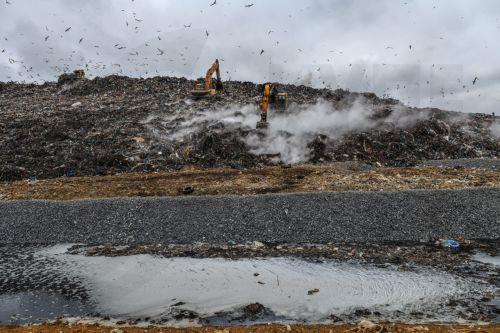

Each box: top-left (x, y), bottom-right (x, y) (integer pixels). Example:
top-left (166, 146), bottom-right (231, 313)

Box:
top-left (1, 0), bottom-right (499, 114)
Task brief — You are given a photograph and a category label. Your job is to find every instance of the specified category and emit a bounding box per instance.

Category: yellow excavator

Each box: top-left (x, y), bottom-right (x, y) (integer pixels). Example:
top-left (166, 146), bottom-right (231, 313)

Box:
top-left (191, 59), bottom-right (224, 98)
top-left (256, 83), bottom-right (289, 129)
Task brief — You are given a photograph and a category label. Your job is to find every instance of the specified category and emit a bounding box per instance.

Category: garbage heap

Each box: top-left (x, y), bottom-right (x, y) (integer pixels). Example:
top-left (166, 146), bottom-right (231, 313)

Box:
top-left (0, 74), bottom-right (498, 181)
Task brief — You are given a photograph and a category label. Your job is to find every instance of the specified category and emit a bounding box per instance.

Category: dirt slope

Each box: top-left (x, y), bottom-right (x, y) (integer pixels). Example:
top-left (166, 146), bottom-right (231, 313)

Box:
top-left (1, 164), bottom-right (499, 201)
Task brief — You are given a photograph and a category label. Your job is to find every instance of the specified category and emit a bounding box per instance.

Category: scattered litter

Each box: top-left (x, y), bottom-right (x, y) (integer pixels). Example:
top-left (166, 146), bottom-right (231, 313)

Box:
top-left (441, 239), bottom-right (460, 249)
top-left (252, 241), bottom-right (265, 249)
top-left (109, 329), bottom-right (123, 333)
top-left (350, 320), bottom-right (384, 333)
top-left (308, 288), bottom-right (320, 295)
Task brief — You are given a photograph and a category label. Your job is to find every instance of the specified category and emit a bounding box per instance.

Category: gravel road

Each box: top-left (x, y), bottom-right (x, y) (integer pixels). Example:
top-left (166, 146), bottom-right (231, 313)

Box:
top-left (1, 188), bottom-right (499, 244)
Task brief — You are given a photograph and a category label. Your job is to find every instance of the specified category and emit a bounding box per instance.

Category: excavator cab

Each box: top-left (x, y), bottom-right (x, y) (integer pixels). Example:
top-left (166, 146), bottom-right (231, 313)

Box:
top-left (191, 59), bottom-right (224, 99)
top-left (275, 92), bottom-right (289, 112)
top-left (73, 69), bottom-right (85, 79)
top-left (193, 81), bottom-right (205, 91)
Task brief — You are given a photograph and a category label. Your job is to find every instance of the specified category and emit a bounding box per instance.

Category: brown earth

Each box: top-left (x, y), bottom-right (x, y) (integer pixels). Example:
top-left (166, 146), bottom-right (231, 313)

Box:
top-left (1, 164), bottom-right (498, 201)
top-left (0, 323), bottom-right (498, 333)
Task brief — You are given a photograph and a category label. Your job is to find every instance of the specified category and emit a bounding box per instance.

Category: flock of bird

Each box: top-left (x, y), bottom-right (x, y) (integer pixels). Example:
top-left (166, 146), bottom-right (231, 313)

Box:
top-left (0, 0), bottom-right (485, 103)
top-left (1, 0), bottom-right (263, 82)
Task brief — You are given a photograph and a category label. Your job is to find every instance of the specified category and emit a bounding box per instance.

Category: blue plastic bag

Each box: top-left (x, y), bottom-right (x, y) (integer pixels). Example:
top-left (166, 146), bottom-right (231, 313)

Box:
top-left (441, 239), bottom-right (459, 249)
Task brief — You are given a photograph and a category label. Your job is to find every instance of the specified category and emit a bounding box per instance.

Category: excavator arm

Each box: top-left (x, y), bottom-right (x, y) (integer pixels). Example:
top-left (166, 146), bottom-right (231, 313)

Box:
top-left (260, 83), bottom-right (271, 114)
top-left (191, 59), bottom-right (223, 98)
top-left (257, 83), bottom-right (271, 129)
top-left (204, 59), bottom-right (221, 90)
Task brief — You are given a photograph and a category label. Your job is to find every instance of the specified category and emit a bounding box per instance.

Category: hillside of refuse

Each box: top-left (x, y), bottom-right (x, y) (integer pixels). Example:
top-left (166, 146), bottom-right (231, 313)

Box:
top-left (0, 75), bottom-right (498, 181)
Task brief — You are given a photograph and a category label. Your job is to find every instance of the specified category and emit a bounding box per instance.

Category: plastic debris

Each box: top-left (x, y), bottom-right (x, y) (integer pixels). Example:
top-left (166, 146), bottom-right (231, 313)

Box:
top-left (441, 239), bottom-right (460, 249)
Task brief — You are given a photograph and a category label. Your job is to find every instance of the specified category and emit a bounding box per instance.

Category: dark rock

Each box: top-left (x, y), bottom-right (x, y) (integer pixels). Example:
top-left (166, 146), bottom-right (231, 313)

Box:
top-left (243, 302), bottom-right (265, 316)
top-left (181, 186), bottom-right (195, 195)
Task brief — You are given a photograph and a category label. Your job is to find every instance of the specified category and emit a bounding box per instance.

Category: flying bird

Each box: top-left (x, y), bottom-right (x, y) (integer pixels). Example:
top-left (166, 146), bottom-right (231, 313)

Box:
top-left (473, 77), bottom-right (478, 85)
top-left (205, 30), bottom-right (209, 36)
top-left (245, 4), bottom-right (254, 7)
top-left (157, 48), bottom-right (164, 55)
top-left (260, 49), bottom-right (264, 55)
top-left (268, 30), bottom-right (274, 35)
top-left (210, 0), bottom-right (216, 6)
top-left (79, 37), bottom-right (83, 43)
top-left (65, 27), bottom-right (71, 32)
top-left (44, 36), bottom-right (49, 41)
top-left (184, 23), bottom-right (192, 28)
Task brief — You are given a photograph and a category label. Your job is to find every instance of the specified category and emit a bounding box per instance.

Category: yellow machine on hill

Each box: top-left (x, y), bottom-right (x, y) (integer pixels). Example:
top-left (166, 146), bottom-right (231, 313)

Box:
top-left (256, 83), bottom-right (289, 129)
top-left (191, 59), bottom-right (224, 98)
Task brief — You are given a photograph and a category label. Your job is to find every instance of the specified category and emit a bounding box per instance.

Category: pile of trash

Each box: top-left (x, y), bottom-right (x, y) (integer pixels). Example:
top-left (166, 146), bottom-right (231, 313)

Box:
top-left (0, 74), bottom-right (498, 181)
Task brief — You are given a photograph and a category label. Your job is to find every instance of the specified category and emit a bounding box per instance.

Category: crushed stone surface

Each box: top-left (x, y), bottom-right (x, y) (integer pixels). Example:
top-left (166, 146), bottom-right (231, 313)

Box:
top-left (1, 188), bottom-right (499, 244)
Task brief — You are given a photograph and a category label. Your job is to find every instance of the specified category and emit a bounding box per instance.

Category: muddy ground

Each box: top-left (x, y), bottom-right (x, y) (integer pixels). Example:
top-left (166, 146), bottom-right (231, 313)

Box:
top-left (1, 164), bottom-right (499, 201)
top-left (1, 75), bottom-right (499, 181)
top-left (66, 240), bottom-right (499, 268)
top-left (1, 323), bottom-right (499, 333)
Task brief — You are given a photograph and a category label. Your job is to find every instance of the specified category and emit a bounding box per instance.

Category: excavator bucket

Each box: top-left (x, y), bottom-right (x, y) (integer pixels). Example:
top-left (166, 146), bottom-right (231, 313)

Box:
top-left (214, 79), bottom-right (224, 92)
top-left (256, 121), bottom-right (269, 129)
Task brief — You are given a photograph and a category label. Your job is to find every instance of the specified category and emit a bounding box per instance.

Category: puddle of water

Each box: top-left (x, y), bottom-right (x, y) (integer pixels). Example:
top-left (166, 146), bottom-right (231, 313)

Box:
top-left (0, 245), bottom-right (493, 325)
top-left (473, 253), bottom-right (500, 267)
top-left (36, 246), bottom-right (477, 322)
top-left (472, 252), bottom-right (500, 323)
top-left (0, 291), bottom-right (91, 324)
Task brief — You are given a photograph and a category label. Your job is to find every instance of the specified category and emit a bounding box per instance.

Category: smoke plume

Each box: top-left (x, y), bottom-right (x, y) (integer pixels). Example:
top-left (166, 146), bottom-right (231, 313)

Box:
top-left (146, 98), bottom-right (430, 164)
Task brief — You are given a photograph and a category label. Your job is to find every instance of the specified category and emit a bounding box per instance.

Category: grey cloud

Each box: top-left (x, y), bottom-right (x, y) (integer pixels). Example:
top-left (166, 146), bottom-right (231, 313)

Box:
top-left (0, 0), bottom-right (499, 114)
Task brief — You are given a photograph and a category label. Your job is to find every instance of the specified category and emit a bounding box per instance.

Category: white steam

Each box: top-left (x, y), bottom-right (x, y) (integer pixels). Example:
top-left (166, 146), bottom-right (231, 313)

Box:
top-left (146, 99), bottom-right (430, 164)
top-left (247, 100), bottom-right (374, 163)
top-left (491, 120), bottom-right (500, 138)
top-left (247, 100), bottom-right (430, 163)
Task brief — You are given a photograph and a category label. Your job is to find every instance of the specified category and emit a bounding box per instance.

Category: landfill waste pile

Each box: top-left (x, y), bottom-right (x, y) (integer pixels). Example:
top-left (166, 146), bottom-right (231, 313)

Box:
top-left (0, 75), bottom-right (499, 181)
